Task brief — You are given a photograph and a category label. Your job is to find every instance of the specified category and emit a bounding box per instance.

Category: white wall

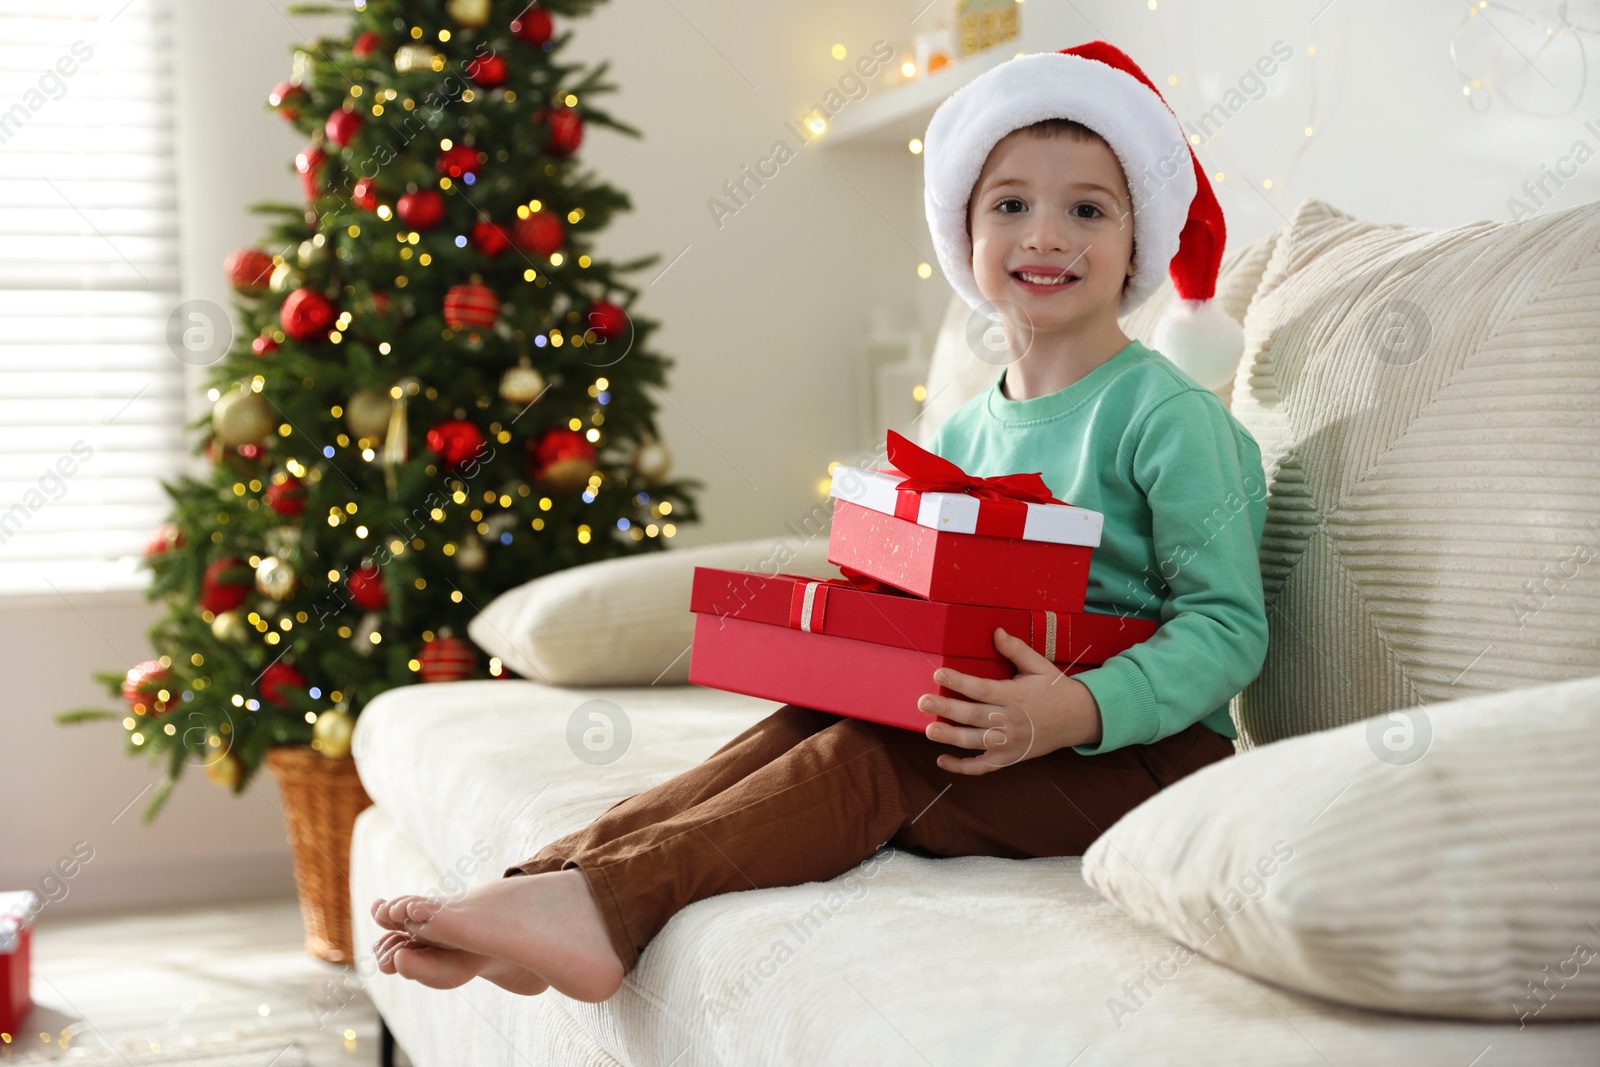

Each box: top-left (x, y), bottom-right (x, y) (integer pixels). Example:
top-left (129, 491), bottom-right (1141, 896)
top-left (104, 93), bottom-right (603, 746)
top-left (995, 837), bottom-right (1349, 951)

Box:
top-left (8, 0), bottom-right (1598, 915)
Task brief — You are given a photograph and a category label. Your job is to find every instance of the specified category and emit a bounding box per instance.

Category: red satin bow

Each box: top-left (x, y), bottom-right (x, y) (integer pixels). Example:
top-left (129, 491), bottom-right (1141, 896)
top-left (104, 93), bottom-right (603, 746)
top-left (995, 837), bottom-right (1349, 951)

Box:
top-left (878, 428), bottom-right (1068, 507)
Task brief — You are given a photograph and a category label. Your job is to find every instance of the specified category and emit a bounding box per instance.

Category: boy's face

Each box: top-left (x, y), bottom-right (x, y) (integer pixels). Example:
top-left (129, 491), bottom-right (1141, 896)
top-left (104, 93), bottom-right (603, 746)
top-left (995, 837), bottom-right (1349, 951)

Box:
top-left (965, 129), bottom-right (1135, 334)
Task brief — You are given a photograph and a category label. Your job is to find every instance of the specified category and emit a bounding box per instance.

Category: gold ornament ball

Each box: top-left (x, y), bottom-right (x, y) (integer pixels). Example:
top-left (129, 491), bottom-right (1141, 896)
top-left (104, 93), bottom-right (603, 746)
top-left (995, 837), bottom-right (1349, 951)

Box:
top-left (269, 261), bottom-right (301, 293)
top-left (346, 386), bottom-right (393, 439)
top-left (394, 43), bottom-right (441, 74)
top-left (541, 456), bottom-right (595, 493)
top-left (204, 750), bottom-right (242, 789)
top-left (632, 439), bottom-right (672, 482)
top-left (498, 363), bottom-right (545, 405)
top-left (212, 389), bottom-right (275, 447)
top-left (255, 555), bottom-right (296, 600)
top-left (446, 0), bottom-right (491, 27)
top-left (313, 707), bottom-right (355, 758)
top-left (211, 610), bottom-right (248, 643)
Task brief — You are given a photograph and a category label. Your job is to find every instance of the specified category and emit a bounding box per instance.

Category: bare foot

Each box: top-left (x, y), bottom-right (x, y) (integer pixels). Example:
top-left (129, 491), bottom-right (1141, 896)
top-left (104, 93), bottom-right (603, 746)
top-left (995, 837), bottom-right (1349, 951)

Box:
top-left (371, 929), bottom-right (551, 995)
top-left (392, 871), bottom-right (626, 1003)
top-left (370, 901), bottom-right (550, 996)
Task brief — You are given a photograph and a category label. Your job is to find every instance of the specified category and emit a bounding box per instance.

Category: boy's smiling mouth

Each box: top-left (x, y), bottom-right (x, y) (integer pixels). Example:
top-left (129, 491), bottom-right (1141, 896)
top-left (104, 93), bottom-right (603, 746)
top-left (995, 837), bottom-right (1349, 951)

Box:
top-left (1010, 264), bottom-right (1080, 293)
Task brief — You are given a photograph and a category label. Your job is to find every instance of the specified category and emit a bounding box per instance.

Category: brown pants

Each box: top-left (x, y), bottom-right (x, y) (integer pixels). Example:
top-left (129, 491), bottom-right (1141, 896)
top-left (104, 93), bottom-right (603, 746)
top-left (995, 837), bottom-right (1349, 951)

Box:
top-left (504, 704), bottom-right (1234, 975)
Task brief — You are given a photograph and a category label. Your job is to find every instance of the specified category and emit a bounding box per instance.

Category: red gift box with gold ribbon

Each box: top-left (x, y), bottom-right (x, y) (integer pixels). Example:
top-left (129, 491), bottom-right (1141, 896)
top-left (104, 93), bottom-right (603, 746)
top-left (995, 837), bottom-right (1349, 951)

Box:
top-left (686, 566), bottom-right (1155, 732)
top-left (826, 429), bottom-right (1104, 613)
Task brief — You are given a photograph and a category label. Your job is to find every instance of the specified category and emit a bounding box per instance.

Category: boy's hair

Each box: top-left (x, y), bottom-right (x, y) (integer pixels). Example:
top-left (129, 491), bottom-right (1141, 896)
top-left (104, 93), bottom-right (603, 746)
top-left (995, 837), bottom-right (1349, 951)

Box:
top-left (965, 118), bottom-right (1137, 290)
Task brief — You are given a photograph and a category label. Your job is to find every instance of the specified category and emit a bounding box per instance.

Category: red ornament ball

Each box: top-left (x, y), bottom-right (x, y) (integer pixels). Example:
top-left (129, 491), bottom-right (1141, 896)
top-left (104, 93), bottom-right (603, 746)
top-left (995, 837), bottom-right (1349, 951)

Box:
top-left (122, 660), bottom-right (175, 717)
top-left (325, 108), bottom-right (363, 148)
top-left (436, 143), bottom-right (481, 180)
top-left (295, 143), bottom-right (326, 201)
top-left (426, 419), bottom-right (487, 470)
top-left (143, 523), bottom-right (185, 562)
top-left (351, 177), bottom-right (379, 211)
top-left (258, 662), bottom-right (306, 707)
top-left (206, 441), bottom-right (266, 469)
top-left (510, 6), bottom-right (552, 47)
top-left (443, 281), bottom-right (500, 330)
top-left (512, 211), bottom-right (563, 256)
top-left (527, 426), bottom-right (597, 488)
top-left (264, 475), bottom-right (307, 517)
top-left (251, 335), bottom-right (279, 357)
top-left (466, 53), bottom-right (507, 88)
top-left (397, 188), bottom-right (446, 230)
top-left (201, 557), bottom-right (253, 615)
top-left (537, 106), bottom-right (583, 157)
top-left (419, 634), bottom-right (477, 683)
top-left (585, 300), bottom-right (629, 343)
top-left (268, 80), bottom-right (306, 121)
top-left (346, 563), bottom-right (388, 612)
top-left (224, 247), bottom-right (274, 294)
top-left (470, 218), bottom-right (511, 257)
top-left (280, 288), bottom-right (336, 341)
top-left (352, 30), bottom-right (381, 58)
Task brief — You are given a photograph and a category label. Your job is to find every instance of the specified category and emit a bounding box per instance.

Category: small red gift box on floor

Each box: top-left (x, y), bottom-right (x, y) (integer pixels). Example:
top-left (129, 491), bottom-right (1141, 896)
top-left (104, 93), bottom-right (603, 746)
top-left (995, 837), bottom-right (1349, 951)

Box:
top-left (687, 566), bottom-right (1155, 732)
top-left (1, 891), bottom-right (38, 1037)
top-left (827, 429), bottom-right (1103, 613)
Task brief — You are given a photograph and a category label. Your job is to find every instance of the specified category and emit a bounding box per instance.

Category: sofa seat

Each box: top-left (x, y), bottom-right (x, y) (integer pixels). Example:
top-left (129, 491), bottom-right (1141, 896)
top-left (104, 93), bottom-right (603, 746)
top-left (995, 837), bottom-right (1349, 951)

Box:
top-left (349, 680), bottom-right (1600, 1066)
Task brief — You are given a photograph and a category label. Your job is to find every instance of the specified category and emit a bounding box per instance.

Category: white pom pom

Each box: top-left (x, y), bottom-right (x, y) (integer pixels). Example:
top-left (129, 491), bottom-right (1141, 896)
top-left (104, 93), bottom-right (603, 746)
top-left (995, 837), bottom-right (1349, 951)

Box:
top-left (1151, 298), bottom-right (1246, 390)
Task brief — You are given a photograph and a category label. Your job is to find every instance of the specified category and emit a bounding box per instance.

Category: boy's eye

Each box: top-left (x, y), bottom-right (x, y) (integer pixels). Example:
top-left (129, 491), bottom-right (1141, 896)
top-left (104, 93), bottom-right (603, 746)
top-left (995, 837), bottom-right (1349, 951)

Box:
top-left (1073, 203), bottom-right (1103, 219)
top-left (996, 196), bottom-right (1025, 213)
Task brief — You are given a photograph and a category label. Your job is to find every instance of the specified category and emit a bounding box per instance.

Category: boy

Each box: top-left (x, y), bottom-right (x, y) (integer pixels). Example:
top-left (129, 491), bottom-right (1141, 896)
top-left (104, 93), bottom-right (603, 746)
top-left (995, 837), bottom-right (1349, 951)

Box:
top-left (367, 41), bottom-right (1269, 1005)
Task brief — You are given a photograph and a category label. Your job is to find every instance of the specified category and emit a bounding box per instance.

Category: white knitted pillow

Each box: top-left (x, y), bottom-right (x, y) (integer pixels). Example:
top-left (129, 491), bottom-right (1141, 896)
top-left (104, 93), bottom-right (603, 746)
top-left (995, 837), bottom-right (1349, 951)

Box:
top-left (1082, 671), bottom-right (1600, 1022)
top-left (1232, 197), bottom-right (1600, 746)
top-left (467, 535), bottom-right (840, 686)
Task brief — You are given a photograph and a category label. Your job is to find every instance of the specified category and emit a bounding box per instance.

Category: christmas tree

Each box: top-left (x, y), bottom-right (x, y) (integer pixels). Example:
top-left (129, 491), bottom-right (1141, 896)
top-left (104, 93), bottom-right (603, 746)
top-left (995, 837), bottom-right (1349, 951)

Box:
top-left (56, 0), bottom-right (703, 823)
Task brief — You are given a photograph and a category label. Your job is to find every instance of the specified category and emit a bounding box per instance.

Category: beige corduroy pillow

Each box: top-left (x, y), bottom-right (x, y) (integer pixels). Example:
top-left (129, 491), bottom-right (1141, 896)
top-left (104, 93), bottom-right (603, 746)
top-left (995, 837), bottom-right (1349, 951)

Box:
top-left (1231, 197), bottom-right (1600, 748)
top-left (1082, 671), bottom-right (1600, 1022)
top-left (466, 535), bottom-right (841, 686)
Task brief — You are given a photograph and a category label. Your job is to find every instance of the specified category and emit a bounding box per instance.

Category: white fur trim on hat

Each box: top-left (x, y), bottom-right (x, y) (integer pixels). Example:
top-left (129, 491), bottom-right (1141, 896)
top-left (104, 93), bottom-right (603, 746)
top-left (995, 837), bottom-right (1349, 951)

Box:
top-left (922, 50), bottom-right (1197, 318)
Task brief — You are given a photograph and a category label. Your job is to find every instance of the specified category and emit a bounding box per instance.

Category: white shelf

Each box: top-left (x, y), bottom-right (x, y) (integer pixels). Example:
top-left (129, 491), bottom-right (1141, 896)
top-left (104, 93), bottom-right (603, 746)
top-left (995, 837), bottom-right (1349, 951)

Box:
top-left (822, 35), bottom-right (1042, 150)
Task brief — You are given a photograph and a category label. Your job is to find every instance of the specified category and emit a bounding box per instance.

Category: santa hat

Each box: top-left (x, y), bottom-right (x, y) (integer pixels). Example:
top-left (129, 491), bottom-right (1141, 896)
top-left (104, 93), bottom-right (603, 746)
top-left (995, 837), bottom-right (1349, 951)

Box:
top-left (922, 41), bottom-right (1244, 389)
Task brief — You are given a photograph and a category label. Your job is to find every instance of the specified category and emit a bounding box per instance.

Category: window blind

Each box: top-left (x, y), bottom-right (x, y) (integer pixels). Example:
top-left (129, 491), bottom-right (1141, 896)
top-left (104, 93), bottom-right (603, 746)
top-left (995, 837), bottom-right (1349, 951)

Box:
top-left (0, 0), bottom-right (185, 597)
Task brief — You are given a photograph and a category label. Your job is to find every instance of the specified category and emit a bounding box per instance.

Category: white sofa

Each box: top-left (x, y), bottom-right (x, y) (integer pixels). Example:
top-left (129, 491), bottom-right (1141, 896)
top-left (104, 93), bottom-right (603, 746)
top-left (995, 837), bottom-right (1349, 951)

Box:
top-left (348, 197), bottom-right (1600, 1065)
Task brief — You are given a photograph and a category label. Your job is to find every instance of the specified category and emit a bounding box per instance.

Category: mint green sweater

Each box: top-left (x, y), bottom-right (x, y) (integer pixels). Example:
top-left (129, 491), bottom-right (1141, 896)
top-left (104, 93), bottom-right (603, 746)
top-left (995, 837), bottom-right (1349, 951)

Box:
top-left (925, 338), bottom-right (1269, 756)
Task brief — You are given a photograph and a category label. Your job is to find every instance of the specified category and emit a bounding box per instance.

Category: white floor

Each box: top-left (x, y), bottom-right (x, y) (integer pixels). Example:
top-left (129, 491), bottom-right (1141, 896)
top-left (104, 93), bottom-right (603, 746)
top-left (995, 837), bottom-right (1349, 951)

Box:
top-left (8, 896), bottom-right (410, 1065)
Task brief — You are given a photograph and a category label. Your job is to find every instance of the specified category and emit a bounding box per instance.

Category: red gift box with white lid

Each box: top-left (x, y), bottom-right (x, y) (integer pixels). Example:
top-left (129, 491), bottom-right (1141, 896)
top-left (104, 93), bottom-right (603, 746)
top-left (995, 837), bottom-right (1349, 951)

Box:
top-left (827, 429), bottom-right (1103, 613)
top-left (686, 566), bottom-right (1154, 732)
top-left (1, 890), bottom-right (38, 1037)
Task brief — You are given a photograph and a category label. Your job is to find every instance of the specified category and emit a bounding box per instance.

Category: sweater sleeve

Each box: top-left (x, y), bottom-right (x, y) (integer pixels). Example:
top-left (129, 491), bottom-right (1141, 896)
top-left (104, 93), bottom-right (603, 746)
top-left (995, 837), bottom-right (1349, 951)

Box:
top-left (1067, 390), bottom-right (1270, 756)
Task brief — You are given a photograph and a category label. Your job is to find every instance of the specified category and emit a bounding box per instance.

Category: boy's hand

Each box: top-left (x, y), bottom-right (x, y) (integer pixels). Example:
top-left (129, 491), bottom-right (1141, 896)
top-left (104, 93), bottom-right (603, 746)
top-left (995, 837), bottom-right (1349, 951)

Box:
top-left (917, 627), bottom-right (1103, 775)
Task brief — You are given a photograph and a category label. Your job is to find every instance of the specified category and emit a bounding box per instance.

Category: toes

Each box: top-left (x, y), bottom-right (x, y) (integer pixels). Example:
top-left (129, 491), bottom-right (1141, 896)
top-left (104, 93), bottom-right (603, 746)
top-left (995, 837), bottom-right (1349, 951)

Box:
top-left (373, 895), bottom-right (415, 931)
top-left (402, 896), bottom-right (444, 928)
top-left (373, 931), bottom-right (409, 973)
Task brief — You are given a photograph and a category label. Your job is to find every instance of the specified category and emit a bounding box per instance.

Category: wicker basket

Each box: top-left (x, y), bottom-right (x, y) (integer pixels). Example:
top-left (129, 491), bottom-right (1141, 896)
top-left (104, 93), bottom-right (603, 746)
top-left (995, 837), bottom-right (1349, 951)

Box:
top-left (264, 745), bottom-right (374, 965)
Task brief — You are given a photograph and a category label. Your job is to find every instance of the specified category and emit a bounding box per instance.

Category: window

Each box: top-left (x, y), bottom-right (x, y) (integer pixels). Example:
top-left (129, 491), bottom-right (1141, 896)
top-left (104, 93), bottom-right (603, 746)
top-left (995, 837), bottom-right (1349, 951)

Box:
top-left (0, 0), bottom-right (184, 596)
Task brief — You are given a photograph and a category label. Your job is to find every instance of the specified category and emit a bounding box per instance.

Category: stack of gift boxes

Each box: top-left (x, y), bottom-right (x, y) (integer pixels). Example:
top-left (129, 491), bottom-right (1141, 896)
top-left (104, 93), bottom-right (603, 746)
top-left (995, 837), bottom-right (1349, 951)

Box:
top-left (687, 430), bottom-right (1156, 731)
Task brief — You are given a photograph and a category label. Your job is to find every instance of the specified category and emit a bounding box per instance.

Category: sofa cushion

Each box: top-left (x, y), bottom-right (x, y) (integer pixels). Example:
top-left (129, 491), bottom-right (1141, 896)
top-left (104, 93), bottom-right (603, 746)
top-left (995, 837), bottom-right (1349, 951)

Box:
top-left (350, 677), bottom-right (1600, 1065)
top-left (1231, 196), bottom-right (1600, 746)
top-left (351, 679), bottom-right (783, 883)
top-left (1083, 671), bottom-right (1600, 1022)
top-left (467, 534), bottom-right (841, 686)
